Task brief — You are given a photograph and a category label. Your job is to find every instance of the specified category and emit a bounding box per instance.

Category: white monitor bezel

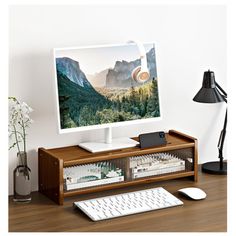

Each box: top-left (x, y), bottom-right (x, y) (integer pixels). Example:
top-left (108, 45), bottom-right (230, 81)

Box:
top-left (53, 42), bottom-right (162, 134)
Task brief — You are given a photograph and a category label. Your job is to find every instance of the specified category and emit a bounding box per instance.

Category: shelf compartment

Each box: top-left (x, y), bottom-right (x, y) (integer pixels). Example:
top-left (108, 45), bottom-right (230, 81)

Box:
top-left (63, 158), bottom-right (126, 191)
top-left (64, 170), bottom-right (195, 197)
top-left (127, 148), bottom-right (194, 181)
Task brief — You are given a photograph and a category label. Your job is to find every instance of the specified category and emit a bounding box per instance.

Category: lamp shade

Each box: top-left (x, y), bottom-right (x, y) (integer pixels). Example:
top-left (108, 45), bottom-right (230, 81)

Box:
top-left (193, 70), bottom-right (224, 103)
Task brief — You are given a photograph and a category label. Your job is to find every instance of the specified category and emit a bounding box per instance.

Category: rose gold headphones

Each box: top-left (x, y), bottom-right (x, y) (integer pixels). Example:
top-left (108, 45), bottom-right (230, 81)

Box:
top-left (128, 40), bottom-right (150, 83)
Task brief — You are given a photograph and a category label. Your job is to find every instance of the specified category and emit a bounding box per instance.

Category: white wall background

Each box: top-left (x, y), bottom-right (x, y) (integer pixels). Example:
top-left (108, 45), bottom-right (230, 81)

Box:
top-left (9, 5), bottom-right (227, 195)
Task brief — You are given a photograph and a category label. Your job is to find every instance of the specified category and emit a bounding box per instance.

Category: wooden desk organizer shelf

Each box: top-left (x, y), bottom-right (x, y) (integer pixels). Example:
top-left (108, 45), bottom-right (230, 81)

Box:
top-left (38, 130), bottom-right (198, 205)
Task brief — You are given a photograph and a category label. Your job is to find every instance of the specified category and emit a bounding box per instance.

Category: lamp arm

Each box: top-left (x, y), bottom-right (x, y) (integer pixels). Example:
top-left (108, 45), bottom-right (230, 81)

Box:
top-left (216, 82), bottom-right (227, 97)
top-left (215, 82), bottom-right (227, 170)
top-left (215, 83), bottom-right (227, 103)
top-left (217, 108), bottom-right (227, 170)
top-left (216, 87), bottom-right (227, 103)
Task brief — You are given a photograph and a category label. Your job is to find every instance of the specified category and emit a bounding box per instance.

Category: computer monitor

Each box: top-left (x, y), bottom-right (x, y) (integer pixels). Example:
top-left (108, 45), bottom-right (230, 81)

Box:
top-left (53, 41), bottom-right (161, 152)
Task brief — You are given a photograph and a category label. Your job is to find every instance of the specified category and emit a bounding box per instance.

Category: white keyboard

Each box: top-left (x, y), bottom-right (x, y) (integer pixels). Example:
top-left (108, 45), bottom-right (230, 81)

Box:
top-left (74, 187), bottom-right (183, 221)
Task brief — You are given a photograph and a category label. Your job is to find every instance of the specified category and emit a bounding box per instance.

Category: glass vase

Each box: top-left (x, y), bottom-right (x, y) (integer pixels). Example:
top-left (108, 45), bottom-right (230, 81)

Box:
top-left (13, 151), bottom-right (31, 202)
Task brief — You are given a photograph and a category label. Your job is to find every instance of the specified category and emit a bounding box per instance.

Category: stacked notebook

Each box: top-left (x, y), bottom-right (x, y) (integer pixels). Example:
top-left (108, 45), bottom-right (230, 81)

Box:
top-left (130, 153), bottom-right (185, 179)
top-left (63, 161), bottom-right (124, 191)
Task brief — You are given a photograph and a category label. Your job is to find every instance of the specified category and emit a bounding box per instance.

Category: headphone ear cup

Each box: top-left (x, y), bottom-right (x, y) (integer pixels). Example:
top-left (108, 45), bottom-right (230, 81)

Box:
top-left (137, 70), bottom-right (150, 82)
top-left (132, 66), bottom-right (142, 82)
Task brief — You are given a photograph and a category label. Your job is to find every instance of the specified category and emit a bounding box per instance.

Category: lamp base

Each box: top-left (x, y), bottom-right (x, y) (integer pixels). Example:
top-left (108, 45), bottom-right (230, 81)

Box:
top-left (202, 161), bottom-right (227, 175)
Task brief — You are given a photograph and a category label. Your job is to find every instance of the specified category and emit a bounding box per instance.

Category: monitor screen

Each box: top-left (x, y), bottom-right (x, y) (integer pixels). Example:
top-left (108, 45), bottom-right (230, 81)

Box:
top-left (54, 42), bottom-right (161, 133)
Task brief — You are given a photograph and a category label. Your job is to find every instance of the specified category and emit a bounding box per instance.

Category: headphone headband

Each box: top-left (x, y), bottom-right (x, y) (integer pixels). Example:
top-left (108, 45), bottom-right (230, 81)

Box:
top-left (127, 40), bottom-right (148, 69)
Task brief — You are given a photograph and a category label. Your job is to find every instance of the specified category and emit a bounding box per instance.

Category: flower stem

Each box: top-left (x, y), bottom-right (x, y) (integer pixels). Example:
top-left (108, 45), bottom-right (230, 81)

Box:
top-left (22, 119), bottom-right (26, 153)
top-left (13, 125), bottom-right (21, 153)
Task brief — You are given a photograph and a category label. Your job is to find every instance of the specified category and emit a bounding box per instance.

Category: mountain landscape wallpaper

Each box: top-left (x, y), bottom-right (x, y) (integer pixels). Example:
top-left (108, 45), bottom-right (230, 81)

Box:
top-left (55, 43), bottom-right (160, 129)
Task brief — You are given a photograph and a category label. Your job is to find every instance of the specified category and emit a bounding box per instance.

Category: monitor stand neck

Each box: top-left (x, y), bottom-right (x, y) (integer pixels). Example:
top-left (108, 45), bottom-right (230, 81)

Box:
top-left (105, 127), bottom-right (112, 144)
top-left (78, 127), bottom-right (139, 153)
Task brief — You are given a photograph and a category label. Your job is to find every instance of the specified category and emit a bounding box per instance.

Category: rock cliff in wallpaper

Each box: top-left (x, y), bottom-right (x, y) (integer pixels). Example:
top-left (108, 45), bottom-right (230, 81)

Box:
top-left (106, 48), bottom-right (157, 88)
top-left (56, 57), bottom-right (92, 88)
top-left (87, 69), bottom-right (109, 88)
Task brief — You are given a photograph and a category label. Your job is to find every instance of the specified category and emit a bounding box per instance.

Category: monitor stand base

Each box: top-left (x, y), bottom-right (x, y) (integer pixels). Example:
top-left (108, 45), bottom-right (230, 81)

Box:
top-left (79, 138), bottom-right (139, 153)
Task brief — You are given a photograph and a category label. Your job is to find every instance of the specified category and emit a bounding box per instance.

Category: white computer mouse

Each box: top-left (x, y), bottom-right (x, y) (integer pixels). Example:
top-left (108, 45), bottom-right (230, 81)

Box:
top-left (178, 187), bottom-right (206, 200)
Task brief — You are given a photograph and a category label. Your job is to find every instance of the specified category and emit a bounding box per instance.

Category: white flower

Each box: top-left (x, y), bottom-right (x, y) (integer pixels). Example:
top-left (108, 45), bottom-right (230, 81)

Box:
top-left (8, 97), bottom-right (33, 153)
top-left (21, 102), bottom-right (33, 114)
top-left (29, 118), bottom-right (34, 124)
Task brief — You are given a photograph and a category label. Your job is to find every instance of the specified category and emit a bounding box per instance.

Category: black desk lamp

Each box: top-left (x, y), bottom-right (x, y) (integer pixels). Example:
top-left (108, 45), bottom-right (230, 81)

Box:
top-left (193, 70), bottom-right (227, 175)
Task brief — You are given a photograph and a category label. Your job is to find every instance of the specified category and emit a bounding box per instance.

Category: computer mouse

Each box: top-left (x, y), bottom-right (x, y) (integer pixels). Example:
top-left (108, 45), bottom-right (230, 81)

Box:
top-left (178, 187), bottom-right (206, 200)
